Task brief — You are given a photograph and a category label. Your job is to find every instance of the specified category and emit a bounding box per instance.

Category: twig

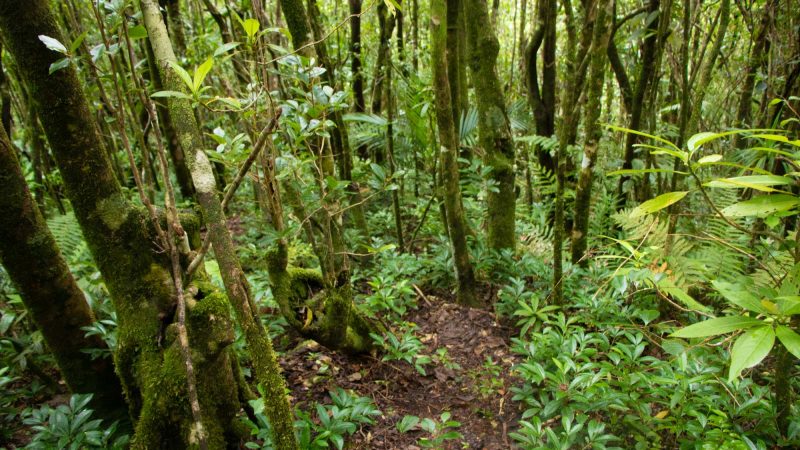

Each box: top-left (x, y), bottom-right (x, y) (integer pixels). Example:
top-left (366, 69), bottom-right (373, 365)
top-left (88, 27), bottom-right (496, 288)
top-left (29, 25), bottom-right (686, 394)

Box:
top-left (413, 284), bottom-right (433, 307)
top-left (122, 15), bottom-right (207, 448)
top-left (185, 113), bottom-right (282, 281)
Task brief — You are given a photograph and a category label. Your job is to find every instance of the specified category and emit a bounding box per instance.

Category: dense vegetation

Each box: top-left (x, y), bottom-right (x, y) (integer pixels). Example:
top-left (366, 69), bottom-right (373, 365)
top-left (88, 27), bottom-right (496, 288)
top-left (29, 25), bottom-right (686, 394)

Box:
top-left (0, 0), bottom-right (799, 448)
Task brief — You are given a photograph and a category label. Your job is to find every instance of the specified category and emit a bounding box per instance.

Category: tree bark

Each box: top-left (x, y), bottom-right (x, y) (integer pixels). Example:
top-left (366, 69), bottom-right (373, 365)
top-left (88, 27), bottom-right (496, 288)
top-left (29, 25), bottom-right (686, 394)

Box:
top-left (525, 0), bottom-right (557, 174)
top-left (0, 124), bottom-right (126, 420)
top-left (139, 1), bottom-right (298, 448)
top-left (465, 0), bottom-right (517, 251)
top-left (370, 1), bottom-right (396, 127)
top-left (614, 0), bottom-right (661, 200)
top-left (571, 0), bottom-right (612, 265)
top-left (0, 1), bottom-right (243, 447)
top-left (431, 0), bottom-right (479, 306)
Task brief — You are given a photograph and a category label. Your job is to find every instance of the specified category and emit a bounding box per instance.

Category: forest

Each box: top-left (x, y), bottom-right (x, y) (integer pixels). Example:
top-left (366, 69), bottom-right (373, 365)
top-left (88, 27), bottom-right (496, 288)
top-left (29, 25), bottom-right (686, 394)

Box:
top-left (0, 0), bottom-right (799, 448)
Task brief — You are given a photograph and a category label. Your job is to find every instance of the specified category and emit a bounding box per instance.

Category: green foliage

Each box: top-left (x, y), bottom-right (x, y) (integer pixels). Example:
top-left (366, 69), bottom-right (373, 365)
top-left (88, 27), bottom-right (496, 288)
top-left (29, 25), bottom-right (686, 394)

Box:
top-left (361, 276), bottom-right (417, 319)
top-left (22, 394), bottom-right (129, 449)
top-left (244, 387), bottom-right (380, 450)
top-left (370, 323), bottom-right (432, 375)
top-left (395, 412), bottom-right (464, 448)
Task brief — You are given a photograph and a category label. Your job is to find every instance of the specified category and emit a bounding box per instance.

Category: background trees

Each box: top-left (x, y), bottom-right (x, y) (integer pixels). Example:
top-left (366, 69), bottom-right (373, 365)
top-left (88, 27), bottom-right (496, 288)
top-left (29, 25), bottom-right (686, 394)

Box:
top-left (0, 0), bottom-right (799, 447)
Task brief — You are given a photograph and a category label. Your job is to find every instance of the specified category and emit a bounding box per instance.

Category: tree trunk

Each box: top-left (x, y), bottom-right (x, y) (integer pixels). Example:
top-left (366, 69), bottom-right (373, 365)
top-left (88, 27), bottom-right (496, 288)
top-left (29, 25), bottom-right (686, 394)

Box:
top-left (614, 0), bottom-right (661, 201)
top-left (350, 0), bottom-right (366, 116)
top-left (465, 0), bottom-right (517, 252)
top-left (160, 0), bottom-right (187, 55)
top-left (144, 40), bottom-right (195, 199)
top-left (571, 0), bottom-right (612, 266)
top-left (370, 1), bottom-right (396, 128)
top-left (0, 124), bottom-right (126, 420)
top-left (306, 0), bottom-right (370, 240)
top-left (431, 0), bottom-right (479, 306)
top-left (139, 1), bottom-right (298, 448)
top-left (525, 0), bottom-right (557, 174)
top-left (0, 1), bottom-right (243, 447)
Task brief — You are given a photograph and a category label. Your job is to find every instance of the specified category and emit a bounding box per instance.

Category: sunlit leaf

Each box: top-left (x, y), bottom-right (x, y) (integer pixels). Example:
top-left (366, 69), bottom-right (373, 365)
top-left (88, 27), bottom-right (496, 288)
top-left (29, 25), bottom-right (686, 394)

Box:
top-left (631, 191), bottom-right (688, 218)
top-left (671, 316), bottom-right (764, 338)
top-left (193, 57), bottom-right (214, 93)
top-left (728, 326), bottom-right (774, 381)
top-left (721, 194), bottom-right (800, 218)
top-left (776, 325), bottom-right (800, 359)
top-left (705, 175), bottom-right (793, 192)
top-left (38, 35), bottom-right (67, 54)
top-left (167, 61), bottom-right (194, 93)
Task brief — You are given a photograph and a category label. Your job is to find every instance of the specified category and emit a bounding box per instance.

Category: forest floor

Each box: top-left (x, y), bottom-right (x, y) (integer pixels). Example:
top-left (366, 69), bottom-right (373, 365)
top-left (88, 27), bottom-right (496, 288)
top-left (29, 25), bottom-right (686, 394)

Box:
top-left (280, 293), bottom-right (523, 449)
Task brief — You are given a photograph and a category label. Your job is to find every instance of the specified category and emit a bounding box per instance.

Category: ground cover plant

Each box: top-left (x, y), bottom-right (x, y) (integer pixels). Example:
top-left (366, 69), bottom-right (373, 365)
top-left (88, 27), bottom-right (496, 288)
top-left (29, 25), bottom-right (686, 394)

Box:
top-left (0, 0), bottom-right (799, 448)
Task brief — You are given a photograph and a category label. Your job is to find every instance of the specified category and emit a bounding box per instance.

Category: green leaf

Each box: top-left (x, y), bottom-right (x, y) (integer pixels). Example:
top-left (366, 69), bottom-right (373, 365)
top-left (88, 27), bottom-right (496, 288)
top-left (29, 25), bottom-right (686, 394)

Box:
top-left (631, 191), bottom-right (688, 218)
top-left (48, 58), bottom-right (71, 75)
top-left (212, 97), bottom-right (242, 109)
top-left (127, 25), bottom-right (148, 40)
top-left (167, 61), bottom-right (194, 93)
top-left (604, 124), bottom-right (681, 151)
top-left (687, 129), bottom-right (764, 151)
top-left (728, 326), bottom-right (775, 381)
top-left (214, 42), bottom-right (241, 57)
top-left (776, 325), bottom-right (800, 359)
top-left (69, 31), bottom-right (88, 53)
top-left (607, 168), bottom-right (687, 176)
top-left (396, 415), bottom-right (420, 433)
top-left (38, 34), bottom-right (67, 54)
top-left (659, 283), bottom-right (710, 312)
top-left (242, 18), bottom-right (260, 38)
top-left (751, 133), bottom-right (800, 148)
top-left (151, 90), bottom-right (193, 100)
top-left (342, 112), bottom-right (388, 126)
top-left (712, 280), bottom-right (769, 314)
top-left (193, 57), bottom-right (214, 93)
top-left (385, 0), bottom-right (403, 13)
top-left (721, 194), bottom-right (800, 218)
top-left (776, 296), bottom-right (800, 316)
top-left (671, 316), bottom-right (765, 338)
top-left (705, 175), bottom-right (793, 192)
top-left (696, 154), bottom-right (723, 164)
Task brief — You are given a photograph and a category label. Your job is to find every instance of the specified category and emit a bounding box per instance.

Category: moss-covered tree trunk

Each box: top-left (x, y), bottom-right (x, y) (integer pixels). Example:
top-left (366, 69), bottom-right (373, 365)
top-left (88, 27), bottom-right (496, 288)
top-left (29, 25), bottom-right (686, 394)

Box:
top-left (370, 1), bottom-right (396, 128)
top-left (144, 40), bottom-right (195, 199)
top-left (0, 124), bottom-right (126, 420)
top-left (612, 0), bottom-right (660, 201)
top-left (139, 1), bottom-right (298, 448)
top-left (431, 0), bottom-right (479, 306)
top-left (465, 0), bottom-right (517, 252)
top-left (271, 0), bottom-right (380, 352)
top-left (571, 0), bottom-right (612, 266)
top-left (733, 0), bottom-right (775, 149)
top-left (305, 0), bottom-right (370, 240)
top-left (525, 0), bottom-right (557, 174)
top-left (0, 1), bottom-right (243, 447)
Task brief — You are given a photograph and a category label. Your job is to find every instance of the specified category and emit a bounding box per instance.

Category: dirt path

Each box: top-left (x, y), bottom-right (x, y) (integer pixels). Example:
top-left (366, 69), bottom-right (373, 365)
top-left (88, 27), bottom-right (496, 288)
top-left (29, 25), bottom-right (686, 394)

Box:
top-left (280, 297), bottom-right (522, 449)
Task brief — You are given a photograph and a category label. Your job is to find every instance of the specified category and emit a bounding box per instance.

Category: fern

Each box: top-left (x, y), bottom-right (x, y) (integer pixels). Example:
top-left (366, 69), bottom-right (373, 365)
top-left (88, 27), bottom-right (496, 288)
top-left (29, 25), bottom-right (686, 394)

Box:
top-left (46, 212), bottom-right (84, 262)
top-left (529, 160), bottom-right (557, 200)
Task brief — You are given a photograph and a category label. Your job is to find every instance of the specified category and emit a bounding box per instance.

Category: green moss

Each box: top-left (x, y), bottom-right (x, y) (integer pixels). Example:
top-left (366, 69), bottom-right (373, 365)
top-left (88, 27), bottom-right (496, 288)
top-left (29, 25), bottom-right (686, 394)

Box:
top-left (130, 282), bottom-right (240, 449)
top-left (95, 192), bottom-right (130, 231)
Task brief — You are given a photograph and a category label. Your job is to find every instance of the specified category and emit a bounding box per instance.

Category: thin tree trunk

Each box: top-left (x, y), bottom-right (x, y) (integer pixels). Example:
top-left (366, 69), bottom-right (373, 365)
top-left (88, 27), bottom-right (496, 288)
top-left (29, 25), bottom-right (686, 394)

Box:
top-left (140, 2), bottom-right (297, 449)
top-left (571, 0), bottom-right (612, 265)
top-left (431, 0), bottom-right (479, 306)
top-left (525, 0), bottom-right (557, 174)
top-left (465, 0), bottom-right (517, 251)
top-left (0, 124), bottom-right (126, 420)
top-left (614, 0), bottom-right (661, 201)
top-left (370, 1), bottom-right (396, 127)
top-left (0, 1), bottom-right (243, 447)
